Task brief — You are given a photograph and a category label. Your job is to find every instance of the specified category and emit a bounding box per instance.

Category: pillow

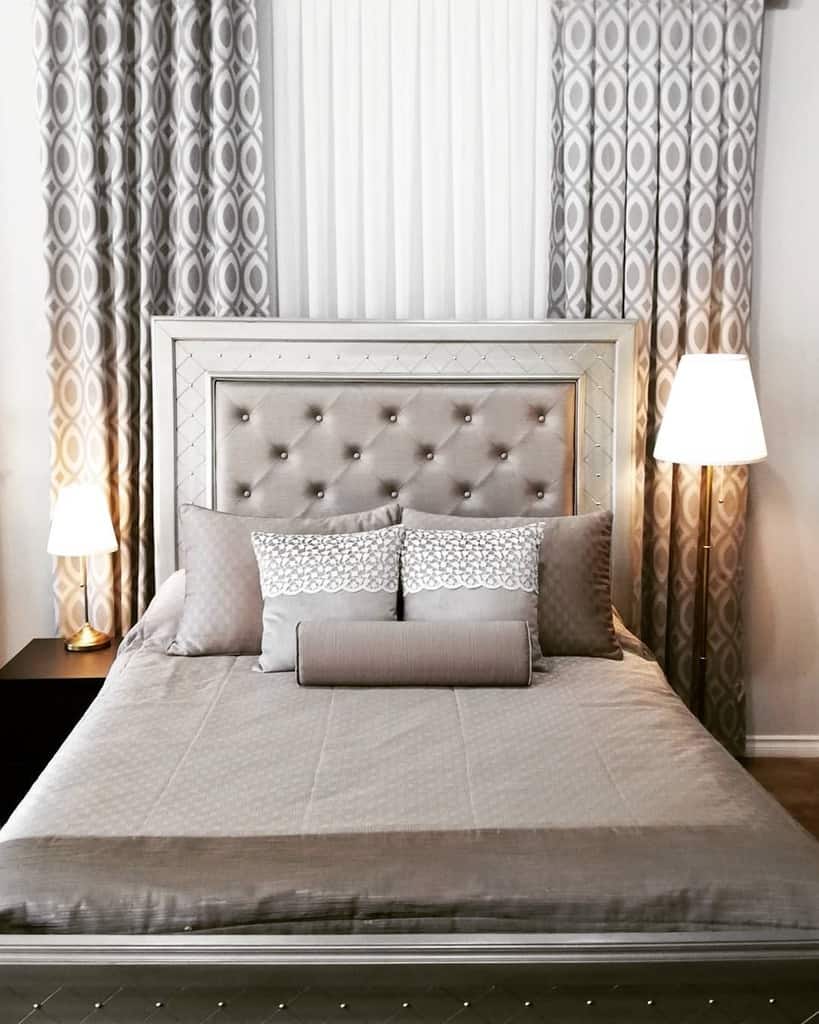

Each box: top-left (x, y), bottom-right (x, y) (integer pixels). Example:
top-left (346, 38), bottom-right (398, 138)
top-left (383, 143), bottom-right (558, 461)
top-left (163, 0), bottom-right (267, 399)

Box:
top-left (170, 502), bottom-right (400, 656)
top-left (252, 525), bottom-right (404, 672)
top-left (400, 508), bottom-right (621, 659)
top-left (120, 569), bottom-right (186, 656)
top-left (296, 620), bottom-right (532, 687)
top-left (401, 524), bottom-right (544, 662)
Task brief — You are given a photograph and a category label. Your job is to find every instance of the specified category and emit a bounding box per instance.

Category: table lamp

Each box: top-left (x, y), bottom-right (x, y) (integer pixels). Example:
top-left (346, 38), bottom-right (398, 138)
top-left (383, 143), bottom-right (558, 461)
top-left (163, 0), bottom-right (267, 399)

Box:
top-left (653, 353), bottom-right (766, 721)
top-left (47, 483), bottom-right (119, 652)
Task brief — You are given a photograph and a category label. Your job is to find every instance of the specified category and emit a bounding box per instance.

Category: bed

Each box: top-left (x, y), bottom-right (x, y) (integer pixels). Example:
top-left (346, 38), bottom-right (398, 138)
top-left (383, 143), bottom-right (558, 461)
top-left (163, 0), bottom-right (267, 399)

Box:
top-left (1, 319), bottom-right (818, 1023)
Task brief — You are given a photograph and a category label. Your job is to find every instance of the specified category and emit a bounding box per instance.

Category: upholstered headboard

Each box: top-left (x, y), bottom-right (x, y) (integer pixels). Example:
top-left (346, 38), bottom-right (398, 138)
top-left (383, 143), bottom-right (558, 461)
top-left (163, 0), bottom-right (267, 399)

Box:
top-left (211, 377), bottom-right (577, 517)
top-left (152, 319), bottom-right (637, 622)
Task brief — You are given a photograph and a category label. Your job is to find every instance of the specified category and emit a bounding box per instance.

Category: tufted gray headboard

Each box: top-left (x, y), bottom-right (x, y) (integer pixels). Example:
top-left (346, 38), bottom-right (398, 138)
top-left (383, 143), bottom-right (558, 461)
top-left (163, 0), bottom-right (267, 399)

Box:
top-left (212, 377), bottom-right (577, 519)
top-left (152, 319), bottom-right (638, 623)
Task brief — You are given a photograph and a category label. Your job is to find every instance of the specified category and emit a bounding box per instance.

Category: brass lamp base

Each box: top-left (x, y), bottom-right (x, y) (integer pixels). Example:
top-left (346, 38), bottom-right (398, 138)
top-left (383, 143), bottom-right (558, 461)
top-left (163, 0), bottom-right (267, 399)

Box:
top-left (64, 622), bottom-right (112, 652)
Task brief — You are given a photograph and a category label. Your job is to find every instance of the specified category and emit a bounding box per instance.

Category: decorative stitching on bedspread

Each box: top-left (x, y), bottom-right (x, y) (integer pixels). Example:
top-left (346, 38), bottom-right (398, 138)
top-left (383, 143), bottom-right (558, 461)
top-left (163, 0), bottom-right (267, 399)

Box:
top-left (137, 657), bottom-right (237, 832)
top-left (453, 690), bottom-right (477, 829)
top-left (301, 689), bottom-right (335, 834)
top-left (566, 685), bottom-right (639, 827)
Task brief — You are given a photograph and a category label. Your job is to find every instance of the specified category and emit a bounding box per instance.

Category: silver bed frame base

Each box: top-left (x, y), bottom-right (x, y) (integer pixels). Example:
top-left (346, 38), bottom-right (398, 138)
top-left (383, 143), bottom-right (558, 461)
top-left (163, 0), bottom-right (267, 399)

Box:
top-left (2, 933), bottom-right (819, 1021)
top-left (2, 319), bottom-right (818, 1019)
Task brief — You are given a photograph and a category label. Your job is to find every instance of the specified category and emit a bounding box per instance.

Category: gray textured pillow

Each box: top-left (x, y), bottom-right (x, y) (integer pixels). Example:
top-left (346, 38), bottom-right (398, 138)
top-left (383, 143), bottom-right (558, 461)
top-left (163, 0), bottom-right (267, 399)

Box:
top-left (296, 620), bottom-right (532, 687)
top-left (120, 569), bottom-right (186, 656)
top-left (401, 508), bottom-right (621, 659)
top-left (252, 525), bottom-right (404, 672)
top-left (401, 525), bottom-right (544, 662)
top-left (170, 502), bottom-right (400, 656)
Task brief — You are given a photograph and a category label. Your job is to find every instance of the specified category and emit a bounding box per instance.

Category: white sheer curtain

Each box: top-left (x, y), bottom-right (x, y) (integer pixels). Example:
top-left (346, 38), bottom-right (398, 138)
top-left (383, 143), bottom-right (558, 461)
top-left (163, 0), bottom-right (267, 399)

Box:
top-left (270, 0), bottom-right (551, 320)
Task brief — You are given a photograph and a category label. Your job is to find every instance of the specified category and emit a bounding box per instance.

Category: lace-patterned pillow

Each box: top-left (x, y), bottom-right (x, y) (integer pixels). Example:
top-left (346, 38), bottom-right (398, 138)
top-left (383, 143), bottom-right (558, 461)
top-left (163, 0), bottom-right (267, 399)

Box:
top-left (401, 525), bottom-right (544, 663)
top-left (401, 508), bottom-right (621, 659)
top-left (170, 502), bottom-right (401, 657)
top-left (252, 525), bottom-right (404, 672)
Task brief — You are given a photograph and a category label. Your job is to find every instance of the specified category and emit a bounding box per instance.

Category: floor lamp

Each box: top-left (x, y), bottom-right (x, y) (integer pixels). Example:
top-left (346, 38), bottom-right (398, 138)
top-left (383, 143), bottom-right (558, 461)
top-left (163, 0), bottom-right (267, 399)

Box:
top-left (653, 354), bottom-right (767, 722)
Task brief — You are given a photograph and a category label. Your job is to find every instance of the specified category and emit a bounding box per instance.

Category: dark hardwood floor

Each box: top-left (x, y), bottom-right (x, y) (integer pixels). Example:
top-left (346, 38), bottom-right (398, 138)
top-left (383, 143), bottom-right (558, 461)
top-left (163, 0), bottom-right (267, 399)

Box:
top-left (744, 757), bottom-right (819, 839)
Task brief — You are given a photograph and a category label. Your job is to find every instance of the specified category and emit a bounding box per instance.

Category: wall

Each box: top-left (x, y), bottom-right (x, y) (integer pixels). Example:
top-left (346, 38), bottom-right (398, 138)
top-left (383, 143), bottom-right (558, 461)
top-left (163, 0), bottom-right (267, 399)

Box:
top-left (0, 0), bottom-right (54, 665)
top-left (745, 0), bottom-right (819, 752)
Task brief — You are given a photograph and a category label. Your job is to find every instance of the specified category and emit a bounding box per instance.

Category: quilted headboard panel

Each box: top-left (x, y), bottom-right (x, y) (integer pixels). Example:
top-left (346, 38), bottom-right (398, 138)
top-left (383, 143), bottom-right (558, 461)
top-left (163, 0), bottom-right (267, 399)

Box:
top-left (212, 378), bottom-right (576, 519)
top-left (152, 319), bottom-right (638, 624)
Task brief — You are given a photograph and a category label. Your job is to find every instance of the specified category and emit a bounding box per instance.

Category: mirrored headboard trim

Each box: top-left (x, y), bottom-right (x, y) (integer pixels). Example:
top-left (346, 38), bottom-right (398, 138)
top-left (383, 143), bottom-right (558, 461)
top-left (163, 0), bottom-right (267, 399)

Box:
top-left (152, 318), bottom-right (638, 623)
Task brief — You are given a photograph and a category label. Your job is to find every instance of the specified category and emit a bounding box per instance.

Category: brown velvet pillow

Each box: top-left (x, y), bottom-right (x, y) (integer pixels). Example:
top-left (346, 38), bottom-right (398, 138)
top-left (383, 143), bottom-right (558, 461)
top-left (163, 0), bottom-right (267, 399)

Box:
top-left (400, 508), bottom-right (621, 659)
top-left (170, 502), bottom-right (401, 656)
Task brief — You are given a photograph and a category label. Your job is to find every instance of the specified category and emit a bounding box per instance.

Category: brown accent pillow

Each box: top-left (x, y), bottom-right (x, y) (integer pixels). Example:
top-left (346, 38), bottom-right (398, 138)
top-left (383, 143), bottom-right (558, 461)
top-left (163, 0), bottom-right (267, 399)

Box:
top-left (170, 503), bottom-right (401, 656)
top-left (296, 620), bottom-right (532, 687)
top-left (400, 508), bottom-right (621, 659)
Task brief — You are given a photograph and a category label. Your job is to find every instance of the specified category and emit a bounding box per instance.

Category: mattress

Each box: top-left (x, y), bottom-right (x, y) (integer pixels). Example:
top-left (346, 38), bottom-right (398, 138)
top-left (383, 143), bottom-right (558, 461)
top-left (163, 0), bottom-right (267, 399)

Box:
top-left (1, 627), bottom-right (819, 934)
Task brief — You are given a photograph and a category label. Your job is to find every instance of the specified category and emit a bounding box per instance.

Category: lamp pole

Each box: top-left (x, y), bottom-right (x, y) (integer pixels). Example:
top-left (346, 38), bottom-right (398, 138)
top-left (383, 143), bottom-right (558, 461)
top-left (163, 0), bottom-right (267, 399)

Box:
top-left (691, 463), bottom-right (714, 722)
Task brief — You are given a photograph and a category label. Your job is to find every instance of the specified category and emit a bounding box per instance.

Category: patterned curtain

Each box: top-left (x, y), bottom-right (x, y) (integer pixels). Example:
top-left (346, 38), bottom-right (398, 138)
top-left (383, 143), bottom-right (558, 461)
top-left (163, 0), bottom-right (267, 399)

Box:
top-left (34, 1), bottom-right (272, 637)
top-left (549, 0), bottom-right (764, 753)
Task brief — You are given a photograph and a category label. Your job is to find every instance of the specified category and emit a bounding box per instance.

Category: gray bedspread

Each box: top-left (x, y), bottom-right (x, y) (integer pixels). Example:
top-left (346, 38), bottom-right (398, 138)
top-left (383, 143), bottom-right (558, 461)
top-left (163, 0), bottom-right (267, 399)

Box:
top-left (2, 629), bottom-right (819, 934)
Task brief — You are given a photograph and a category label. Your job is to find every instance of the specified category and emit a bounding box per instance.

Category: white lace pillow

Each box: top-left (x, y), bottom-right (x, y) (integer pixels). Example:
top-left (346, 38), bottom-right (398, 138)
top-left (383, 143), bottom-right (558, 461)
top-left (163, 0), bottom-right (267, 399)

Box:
top-left (401, 524), bottom-right (544, 663)
top-left (252, 525), bottom-right (404, 672)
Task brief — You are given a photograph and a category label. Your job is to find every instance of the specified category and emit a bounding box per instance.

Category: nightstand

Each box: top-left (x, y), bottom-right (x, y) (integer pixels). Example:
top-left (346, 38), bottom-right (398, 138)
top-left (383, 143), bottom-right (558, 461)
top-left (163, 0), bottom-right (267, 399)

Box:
top-left (0, 638), bottom-right (119, 825)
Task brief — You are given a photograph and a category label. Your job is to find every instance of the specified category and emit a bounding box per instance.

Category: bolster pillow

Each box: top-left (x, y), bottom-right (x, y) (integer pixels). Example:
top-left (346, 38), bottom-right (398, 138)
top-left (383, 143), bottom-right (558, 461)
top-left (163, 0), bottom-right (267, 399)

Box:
top-left (295, 620), bottom-right (532, 687)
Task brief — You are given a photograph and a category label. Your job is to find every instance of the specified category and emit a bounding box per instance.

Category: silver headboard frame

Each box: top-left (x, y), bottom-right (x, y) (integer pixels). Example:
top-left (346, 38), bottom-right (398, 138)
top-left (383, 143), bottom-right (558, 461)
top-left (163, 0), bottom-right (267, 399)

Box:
top-left (152, 318), bottom-right (638, 623)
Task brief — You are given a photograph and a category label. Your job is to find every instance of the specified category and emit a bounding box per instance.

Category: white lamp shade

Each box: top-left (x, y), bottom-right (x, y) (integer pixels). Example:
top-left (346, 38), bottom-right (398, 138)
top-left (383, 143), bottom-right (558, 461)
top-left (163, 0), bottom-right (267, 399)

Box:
top-left (653, 353), bottom-right (767, 467)
top-left (47, 483), bottom-right (118, 557)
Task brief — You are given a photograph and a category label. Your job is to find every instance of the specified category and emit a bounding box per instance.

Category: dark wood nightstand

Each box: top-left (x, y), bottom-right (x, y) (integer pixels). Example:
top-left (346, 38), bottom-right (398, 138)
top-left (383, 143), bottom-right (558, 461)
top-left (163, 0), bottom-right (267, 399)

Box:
top-left (0, 638), bottom-right (120, 825)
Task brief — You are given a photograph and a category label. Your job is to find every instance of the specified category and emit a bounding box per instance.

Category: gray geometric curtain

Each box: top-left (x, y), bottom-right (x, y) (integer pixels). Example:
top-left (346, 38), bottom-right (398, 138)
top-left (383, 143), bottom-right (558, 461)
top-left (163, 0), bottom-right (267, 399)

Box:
top-left (549, 0), bottom-right (764, 753)
top-left (34, 0), bottom-right (273, 637)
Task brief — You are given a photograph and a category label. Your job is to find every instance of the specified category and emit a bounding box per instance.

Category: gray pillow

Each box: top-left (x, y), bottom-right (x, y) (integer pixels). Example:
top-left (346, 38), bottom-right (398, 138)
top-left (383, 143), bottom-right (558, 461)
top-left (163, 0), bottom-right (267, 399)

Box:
top-left (170, 502), bottom-right (400, 656)
top-left (120, 569), bottom-right (186, 656)
top-left (401, 525), bottom-right (544, 662)
top-left (252, 525), bottom-right (404, 672)
top-left (296, 620), bottom-right (532, 687)
top-left (400, 508), bottom-right (621, 659)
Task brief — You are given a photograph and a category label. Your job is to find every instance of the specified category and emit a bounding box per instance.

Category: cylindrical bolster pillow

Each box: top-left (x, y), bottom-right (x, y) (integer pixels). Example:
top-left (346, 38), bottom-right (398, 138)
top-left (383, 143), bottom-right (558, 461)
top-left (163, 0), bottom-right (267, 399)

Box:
top-left (295, 620), bottom-right (532, 687)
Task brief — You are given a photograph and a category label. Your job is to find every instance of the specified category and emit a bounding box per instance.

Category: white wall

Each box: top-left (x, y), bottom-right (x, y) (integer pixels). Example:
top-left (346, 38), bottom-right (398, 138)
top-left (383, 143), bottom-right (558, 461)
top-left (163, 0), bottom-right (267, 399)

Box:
top-left (745, 0), bottom-right (819, 749)
top-left (0, 0), bottom-right (54, 665)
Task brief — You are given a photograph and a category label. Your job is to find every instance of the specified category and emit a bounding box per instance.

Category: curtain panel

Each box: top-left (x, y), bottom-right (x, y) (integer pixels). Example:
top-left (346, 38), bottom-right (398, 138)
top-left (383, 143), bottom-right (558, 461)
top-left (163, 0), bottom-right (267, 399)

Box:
top-left (549, 0), bottom-right (765, 753)
top-left (271, 0), bottom-right (552, 320)
top-left (34, 0), bottom-right (273, 636)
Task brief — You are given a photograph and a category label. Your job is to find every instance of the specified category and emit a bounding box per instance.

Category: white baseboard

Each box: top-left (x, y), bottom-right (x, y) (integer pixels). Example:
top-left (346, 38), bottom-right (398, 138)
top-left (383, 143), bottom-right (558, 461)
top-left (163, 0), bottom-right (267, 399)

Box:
top-left (745, 734), bottom-right (819, 758)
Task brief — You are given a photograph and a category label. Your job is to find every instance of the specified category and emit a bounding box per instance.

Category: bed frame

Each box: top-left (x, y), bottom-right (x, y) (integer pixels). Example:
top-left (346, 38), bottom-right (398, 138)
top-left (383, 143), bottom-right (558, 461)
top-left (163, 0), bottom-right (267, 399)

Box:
top-left (1, 318), bottom-right (818, 1023)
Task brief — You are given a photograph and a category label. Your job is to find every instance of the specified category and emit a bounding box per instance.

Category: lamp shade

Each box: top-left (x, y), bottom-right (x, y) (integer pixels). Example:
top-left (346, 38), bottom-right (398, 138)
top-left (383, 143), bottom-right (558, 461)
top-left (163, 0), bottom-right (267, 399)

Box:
top-left (47, 483), bottom-right (118, 557)
top-left (653, 353), bottom-right (767, 467)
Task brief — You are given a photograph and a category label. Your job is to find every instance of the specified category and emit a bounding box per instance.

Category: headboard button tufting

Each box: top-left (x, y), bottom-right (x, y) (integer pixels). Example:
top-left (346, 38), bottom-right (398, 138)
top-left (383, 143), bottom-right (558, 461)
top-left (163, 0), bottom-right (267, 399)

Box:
top-left (207, 377), bottom-right (580, 547)
top-left (538, 413), bottom-right (546, 423)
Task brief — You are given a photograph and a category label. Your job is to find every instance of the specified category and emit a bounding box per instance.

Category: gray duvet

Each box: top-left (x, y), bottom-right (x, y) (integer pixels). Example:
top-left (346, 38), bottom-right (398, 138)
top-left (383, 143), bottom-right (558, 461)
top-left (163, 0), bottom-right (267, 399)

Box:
top-left (1, 626), bottom-right (819, 934)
